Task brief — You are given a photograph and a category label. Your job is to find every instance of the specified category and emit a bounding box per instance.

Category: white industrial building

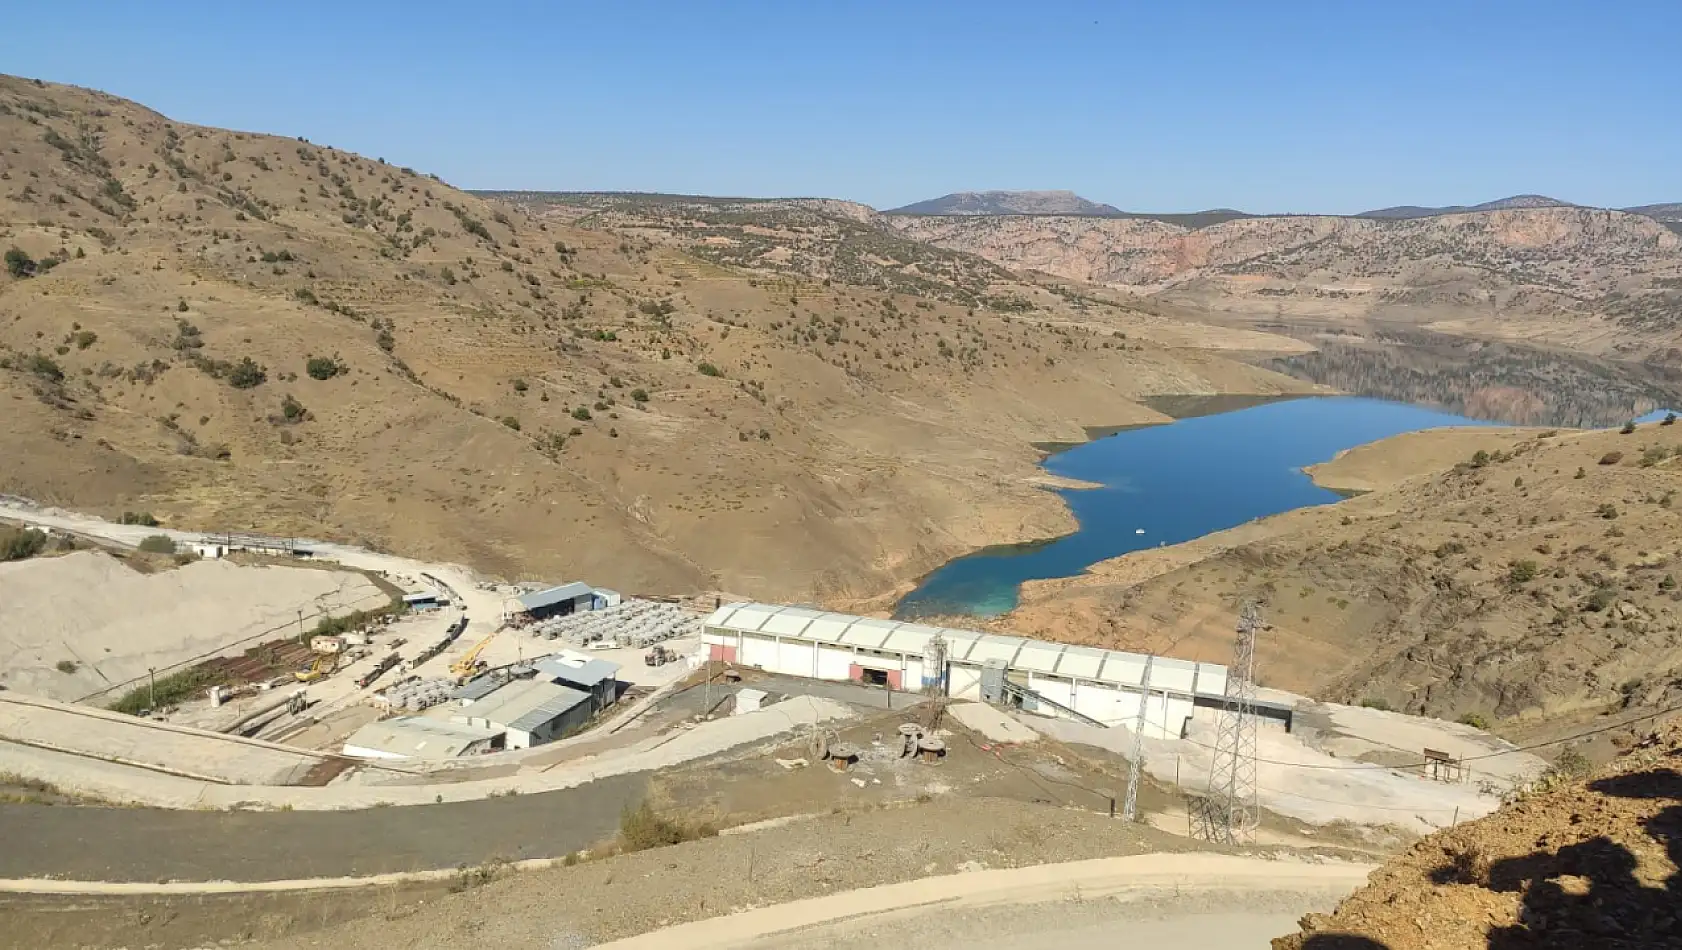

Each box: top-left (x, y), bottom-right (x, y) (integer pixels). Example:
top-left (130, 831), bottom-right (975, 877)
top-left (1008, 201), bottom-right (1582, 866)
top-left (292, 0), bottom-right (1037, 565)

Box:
top-left (702, 603), bottom-right (1251, 738)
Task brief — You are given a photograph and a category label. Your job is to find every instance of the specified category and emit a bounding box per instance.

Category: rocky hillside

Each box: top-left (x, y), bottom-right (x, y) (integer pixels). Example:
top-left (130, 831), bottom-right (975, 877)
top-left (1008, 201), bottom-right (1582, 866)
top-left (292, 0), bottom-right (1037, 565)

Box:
top-left (888, 190), bottom-right (1122, 216)
top-left (1358, 193), bottom-right (1577, 219)
top-left (0, 76), bottom-right (1314, 602)
top-left (1004, 419), bottom-right (1682, 735)
top-left (890, 208), bottom-right (1682, 358)
top-left (1276, 718), bottom-right (1682, 948)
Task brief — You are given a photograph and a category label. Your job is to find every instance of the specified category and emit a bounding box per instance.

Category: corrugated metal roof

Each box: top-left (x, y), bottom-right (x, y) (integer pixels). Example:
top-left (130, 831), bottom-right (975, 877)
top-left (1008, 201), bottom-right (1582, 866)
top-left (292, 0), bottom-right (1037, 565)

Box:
top-left (535, 652), bottom-right (620, 689)
top-left (702, 603), bottom-right (1230, 698)
top-left (343, 716), bottom-right (500, 759)
top-left (456, 678), bottom-right (591, 733)
top-left (516, 582), bottom-right (595, 612)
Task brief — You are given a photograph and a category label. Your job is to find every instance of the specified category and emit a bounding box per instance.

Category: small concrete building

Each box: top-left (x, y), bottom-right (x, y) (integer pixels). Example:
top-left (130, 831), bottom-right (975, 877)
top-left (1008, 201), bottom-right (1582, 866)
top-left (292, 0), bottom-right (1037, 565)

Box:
top-left (702, 603), bottom-right (1251, 738)
top-left (342, 716), bottom-right (502, 761)
top-left (535, 652), bottom-right (621, 711)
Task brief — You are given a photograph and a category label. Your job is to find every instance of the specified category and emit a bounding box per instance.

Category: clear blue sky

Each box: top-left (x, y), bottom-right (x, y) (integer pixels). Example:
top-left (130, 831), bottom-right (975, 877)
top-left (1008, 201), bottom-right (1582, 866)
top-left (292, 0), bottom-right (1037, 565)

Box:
top-left (4, 1), bottom-right (1677, 213)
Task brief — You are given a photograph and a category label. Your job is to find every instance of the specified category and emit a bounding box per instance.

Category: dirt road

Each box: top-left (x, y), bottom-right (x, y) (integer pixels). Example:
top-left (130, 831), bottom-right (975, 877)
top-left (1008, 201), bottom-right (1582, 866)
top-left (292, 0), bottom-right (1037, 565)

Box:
top-left (591, 852), bottom-right (1370, 950)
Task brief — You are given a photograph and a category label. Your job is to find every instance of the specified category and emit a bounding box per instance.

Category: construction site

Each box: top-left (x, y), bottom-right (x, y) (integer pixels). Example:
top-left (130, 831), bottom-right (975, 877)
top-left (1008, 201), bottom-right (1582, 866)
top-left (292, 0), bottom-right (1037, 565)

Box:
top-left (0, 501), bottom-right (1557, 948)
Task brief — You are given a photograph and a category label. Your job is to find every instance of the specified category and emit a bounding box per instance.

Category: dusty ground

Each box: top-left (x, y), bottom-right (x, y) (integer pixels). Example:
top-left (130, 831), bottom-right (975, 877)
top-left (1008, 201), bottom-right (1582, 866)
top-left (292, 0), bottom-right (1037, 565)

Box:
top-left (0, 548), bottom-right (382, 701)
top-left (1003, 419), bottom-right (1682, 742)
top-left (1275, 719), bottom-right (1682, 949)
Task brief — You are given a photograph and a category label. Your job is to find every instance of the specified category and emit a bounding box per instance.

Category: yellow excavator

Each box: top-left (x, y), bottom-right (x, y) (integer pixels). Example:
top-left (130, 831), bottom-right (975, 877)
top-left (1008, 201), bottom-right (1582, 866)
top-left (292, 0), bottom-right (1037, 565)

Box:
top-left (294, 652), bottom-right (338, 683)
top-left (450, 630), bottom-right (497, 682)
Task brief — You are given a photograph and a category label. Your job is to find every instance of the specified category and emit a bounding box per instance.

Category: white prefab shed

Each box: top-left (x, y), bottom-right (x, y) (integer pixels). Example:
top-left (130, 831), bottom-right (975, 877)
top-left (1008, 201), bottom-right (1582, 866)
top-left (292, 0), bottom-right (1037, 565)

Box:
top-left (702, 603), bottom-right (1232, 738)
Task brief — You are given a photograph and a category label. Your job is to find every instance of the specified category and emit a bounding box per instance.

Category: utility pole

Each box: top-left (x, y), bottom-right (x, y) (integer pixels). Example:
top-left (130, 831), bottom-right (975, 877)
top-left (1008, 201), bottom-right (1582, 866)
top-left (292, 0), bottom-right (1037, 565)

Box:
top-left (148, 666), bottom-right (157, 711)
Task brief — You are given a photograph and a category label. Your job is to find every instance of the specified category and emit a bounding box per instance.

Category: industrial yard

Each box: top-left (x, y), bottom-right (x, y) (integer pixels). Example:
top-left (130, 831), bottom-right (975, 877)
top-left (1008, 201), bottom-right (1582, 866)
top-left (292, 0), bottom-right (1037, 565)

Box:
top-left (0, 500), bottom-right (1555, 950)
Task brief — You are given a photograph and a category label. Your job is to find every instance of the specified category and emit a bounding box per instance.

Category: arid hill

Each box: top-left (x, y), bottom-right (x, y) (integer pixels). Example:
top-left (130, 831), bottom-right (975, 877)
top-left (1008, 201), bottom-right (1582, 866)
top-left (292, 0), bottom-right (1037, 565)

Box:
top-left (887, 190), bottom-right (1123, 216)
top-left (890, 207), bottom-right (1682, 359)
top-left (1275, 718), bottom-right (1682, 948)
top-left (0, 76), bottom-right (1313, 602)
top-left (1001, 419), bottom-right (1682, 736)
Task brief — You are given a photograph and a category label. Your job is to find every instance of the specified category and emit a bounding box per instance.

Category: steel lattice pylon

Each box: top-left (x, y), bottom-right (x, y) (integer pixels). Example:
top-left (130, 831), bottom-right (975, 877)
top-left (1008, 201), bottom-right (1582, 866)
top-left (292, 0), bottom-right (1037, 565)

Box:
top-left (1207, 601), bottom-right (1263, 844)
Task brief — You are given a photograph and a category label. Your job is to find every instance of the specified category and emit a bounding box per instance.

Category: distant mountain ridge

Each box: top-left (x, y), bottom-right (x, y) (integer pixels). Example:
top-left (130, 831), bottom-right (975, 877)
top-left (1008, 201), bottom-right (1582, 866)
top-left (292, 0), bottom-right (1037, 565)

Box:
top-left (889, 190), bottom-right (1122, 216)
top-left (885, 190), bottom-right (1679, 232)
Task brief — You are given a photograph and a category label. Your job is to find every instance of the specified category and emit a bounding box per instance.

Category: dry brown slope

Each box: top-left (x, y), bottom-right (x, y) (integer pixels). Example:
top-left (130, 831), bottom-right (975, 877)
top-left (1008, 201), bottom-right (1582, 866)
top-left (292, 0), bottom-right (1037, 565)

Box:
top-left (0, 75), bottom-right (1313, 602)
top-left (1276, 720), bottom-right (1682, 949)
top-left (1004, 420), bottom-right (1682, 731)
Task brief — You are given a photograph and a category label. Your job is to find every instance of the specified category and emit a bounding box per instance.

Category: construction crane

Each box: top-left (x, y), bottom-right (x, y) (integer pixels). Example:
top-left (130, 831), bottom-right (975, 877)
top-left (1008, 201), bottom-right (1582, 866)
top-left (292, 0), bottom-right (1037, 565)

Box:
top-left (450, 629), bottom-right (497, 681)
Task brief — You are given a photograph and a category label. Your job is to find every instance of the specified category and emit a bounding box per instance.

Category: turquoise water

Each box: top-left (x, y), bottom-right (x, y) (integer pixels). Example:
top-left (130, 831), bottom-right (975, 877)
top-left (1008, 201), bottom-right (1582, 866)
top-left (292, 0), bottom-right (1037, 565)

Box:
top-left (893, 396), bottom-right (1496, 619)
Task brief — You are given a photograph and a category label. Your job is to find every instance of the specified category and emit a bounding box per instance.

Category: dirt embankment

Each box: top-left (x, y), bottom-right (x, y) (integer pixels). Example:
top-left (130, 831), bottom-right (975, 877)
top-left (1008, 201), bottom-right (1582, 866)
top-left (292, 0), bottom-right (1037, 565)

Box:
top-left (1275, 719), bottom-right (1682, 949)
top-left (1004, 421), bottom-right (1682, 734)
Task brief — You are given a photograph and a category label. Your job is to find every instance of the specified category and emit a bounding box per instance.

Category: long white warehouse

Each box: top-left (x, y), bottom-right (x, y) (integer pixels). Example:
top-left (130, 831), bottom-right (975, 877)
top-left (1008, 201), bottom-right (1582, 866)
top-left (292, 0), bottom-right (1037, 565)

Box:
top-left (702, 603), bottom-right (1238, 738)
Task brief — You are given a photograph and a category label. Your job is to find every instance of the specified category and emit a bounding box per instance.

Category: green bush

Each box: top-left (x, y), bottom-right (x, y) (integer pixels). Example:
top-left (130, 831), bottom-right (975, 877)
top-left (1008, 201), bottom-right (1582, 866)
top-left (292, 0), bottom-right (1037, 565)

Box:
top-left (571, 407), bottom-right (591, 421)
top-left (73, 330), bottom-right (97, 350)
top-left (5, 247), bottom-right (37, 278)
top-left (25, 354), bottom-right (63, 382)
top-left (1507, 560), bottom-right (1539, 584)
top-left (228, 357), bottom-right (267, 389)
top-left (0, 527), bottom-right (47, 562)
top-left (137, 535), bottom-right (176, 554)
top-left (118, 511), bottom-right (159, 526)
top-left (511, 378), bottom-right (528, 392)
top-left (1469, 449), bottom-right (1491, 468)
top-left (1582, 587), bottom-right (1617, 612)
top-left (1597, 503), bottom-right (1619, 520)
top-left (1621, 421), bottom-right (1637, 435)
top-left (305, 356), bottom-right (341, 380)
top-left (55, 659), bottom-right (78, 675)
top-left (108, 666), bottom-right (227, 715)
top-left (279, 393), bottom-right (309, 423)
top-left (1599, 452), bottom-right (1623, 466)
top-left (630, 388), bottom-right (649, 403)
top-left (500, 416), bottom-right (521, 431)
top-left (1457, 712), bottom-right (1491, 730)
top-left (1549, 747), bottom-right (1593, 780)
top-left (696, 362), bottom-right (722, 377)
top-left (1665, 412), bottom-right (1678, 427)
top-left (1358, 697), bottom-right (1393, 711)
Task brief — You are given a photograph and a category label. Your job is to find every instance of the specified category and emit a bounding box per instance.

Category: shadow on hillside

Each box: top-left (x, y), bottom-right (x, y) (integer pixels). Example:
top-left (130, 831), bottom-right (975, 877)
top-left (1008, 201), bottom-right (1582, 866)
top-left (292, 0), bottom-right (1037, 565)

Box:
top-left (1299, 767), bottom-right (1682, 949)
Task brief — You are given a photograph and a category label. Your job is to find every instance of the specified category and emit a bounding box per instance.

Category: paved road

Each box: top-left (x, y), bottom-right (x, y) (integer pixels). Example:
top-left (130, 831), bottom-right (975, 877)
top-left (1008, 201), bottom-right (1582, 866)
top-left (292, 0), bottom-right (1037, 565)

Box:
top-left (0, 772), bottom-right (647, 882)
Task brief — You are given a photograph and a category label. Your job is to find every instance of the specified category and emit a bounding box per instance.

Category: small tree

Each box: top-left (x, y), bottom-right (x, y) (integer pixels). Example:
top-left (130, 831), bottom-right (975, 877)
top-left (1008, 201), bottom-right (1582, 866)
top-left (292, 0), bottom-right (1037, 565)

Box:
top-left (305, 356), bottom-right (341, 380)
top-left (1621, 421), bottom-right (1637, 435)
top-left (137, 535), bottom-right (176, 554)
top-left (1665, 412), bottom-right (1678, 427)
top-left (1470, 449), bottom-right (1491, 468)
top-left (5, 247), bottom-right (37, 278)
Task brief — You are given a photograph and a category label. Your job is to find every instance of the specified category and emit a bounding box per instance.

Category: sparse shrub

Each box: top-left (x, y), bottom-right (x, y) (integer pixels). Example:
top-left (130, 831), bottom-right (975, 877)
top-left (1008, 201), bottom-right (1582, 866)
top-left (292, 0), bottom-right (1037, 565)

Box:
top-left (278, 393), bottom-right (309, 424)
top-left (54, 659), bottom-right (78, 675)
top-left (137, 535), bottom-right (176, 554)
top-left (1575, 467), bottom-right (1587, 479)
top-left (5, 247), bottom-right (36, 278)
top-left (0, 527), bottom-right (47, 561)
top-left (1548, 747), bottom-right (1593, 780)
top-left (696, 362), bottom-right (721, 377)
top-left (630, 388), bottom-right (649, 403)
top-left (1434, 541), bottom-right (1467, 558)
top-left (1665, 412), bottom-right (1678, 427)
top-left (1507, 560), bottom-right (1539, 584)
top-left (500, 416), bottom-right (521, 431)
top-left (608, 427), bottom-right (618, 438)
top-left (1582, 587), bottom-right (1617, 612)
top-left (73, 330), bottom-right (97, 350)
top-left (1597, 503), bottom-right (1619, 520)
top-left (1621, 421), bottom-right (1637, 435)
top-left (305, 356), bottom-right (341, 380)
top-left (1599, 452), bottom-right (1623, 466)
top-left (227, 357), bottom-right (267, 389)
top-left (1661, 574), bottom-right (1677, 592)
top-left (1358, 697), bottom-right (1393, 712)
top-left (25, 354), bottom-right (63, 381)
top-left (511, 378), bottom-right (528, 393)
top-left (177, 299), bottom-right (190, 312)
top-left (118, 511), bottom-right (159, 526)
top-left (1457, 712), bottom-right (1491, 730)
top-left (616, 800), bottom-right (717, 853)
top-left (571, 407), bottom-right (591, 421)
top-left (1469, 449), bottom-right (1490, 468)
top-left (1641, 445), bottom-right (1672, 467)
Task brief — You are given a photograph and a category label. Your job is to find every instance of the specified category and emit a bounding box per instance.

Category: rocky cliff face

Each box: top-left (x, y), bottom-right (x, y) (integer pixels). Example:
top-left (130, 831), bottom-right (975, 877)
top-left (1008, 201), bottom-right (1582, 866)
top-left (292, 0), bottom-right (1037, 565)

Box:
top-left (889, 207), bottom-right (1682, 355)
